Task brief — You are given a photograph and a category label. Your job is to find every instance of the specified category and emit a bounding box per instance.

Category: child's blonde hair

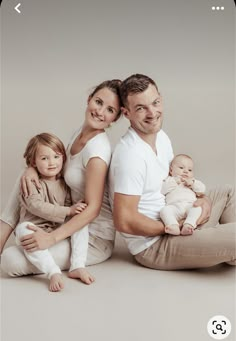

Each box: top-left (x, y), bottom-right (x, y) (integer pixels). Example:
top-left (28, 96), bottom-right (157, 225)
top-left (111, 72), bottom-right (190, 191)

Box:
top-left (23, 133), bottom-right (67, 167)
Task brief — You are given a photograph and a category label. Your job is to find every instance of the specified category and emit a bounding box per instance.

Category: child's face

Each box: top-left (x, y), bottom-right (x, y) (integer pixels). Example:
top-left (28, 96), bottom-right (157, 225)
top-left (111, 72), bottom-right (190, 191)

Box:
top-left (170, 157), bottom-right (194, 179)
top-left (34, 144), bottom-right (64, 180)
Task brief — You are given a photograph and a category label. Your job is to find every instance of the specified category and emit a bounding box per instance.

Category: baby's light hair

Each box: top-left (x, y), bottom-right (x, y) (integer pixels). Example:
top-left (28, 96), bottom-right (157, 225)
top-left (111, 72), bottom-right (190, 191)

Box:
top-left (169, 154), bottom-right (193, 175)
top-left (171, 154), bottom-right (193, 166)
top-left (23, 133), bottom-right (67, 167)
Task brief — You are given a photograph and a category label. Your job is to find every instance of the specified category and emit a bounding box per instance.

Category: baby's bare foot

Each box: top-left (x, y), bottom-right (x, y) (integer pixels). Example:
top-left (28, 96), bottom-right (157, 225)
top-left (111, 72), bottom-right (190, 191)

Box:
top-left (165, 224), bottom-right (180, 235)
top-left (181, 224), bottom-right (194, 236)
top-left (68, 268), bottom-right (95, 285)
top-left (49, 273), bottom-right (64, 292)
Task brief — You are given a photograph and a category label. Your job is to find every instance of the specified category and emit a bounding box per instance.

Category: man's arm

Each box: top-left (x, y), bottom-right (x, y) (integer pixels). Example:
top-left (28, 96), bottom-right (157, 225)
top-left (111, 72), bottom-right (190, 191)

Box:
top-left (113, 193), bottom-right (165, 236)
top-left (194, 195), bottom-right (211, 225)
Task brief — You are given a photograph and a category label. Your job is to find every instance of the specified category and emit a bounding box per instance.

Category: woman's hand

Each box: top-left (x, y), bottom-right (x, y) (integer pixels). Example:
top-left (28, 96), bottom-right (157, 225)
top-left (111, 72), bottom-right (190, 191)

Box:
top-left (20, 225), bottom-right (56, 251)
top-left (20, 167), bottom-right (41, 197)
top-left (194, 196), bottom-right (212, 225)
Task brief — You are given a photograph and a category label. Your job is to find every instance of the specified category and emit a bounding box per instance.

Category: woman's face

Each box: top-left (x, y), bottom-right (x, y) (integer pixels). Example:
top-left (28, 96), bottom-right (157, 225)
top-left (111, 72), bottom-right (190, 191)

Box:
top-left (85, 87), bottom-right (120, 129)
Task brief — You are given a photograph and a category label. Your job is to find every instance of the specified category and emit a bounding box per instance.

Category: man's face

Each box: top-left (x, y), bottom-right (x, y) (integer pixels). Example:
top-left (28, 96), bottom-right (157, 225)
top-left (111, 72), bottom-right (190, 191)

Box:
top-left (124, 84), bottom-right (163, 136)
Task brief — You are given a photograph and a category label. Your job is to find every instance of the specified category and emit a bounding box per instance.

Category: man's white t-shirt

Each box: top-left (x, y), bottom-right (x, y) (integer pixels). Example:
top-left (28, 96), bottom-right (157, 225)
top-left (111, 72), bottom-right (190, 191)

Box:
top-left (64, 128), bottom-right (115, 241)
top-left (109, 127), bottom-right (174, 255)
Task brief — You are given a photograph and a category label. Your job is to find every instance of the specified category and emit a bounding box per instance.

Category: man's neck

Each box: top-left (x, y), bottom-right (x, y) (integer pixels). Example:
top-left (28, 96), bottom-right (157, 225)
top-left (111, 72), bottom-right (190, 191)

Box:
top-left (131, 127), bottom-right (157, 154)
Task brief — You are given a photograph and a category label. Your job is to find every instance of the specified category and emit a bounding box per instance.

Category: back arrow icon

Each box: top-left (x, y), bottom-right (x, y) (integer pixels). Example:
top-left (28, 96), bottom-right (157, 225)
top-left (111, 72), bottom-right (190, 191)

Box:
top-left (15, 3), bottom-right (21, 14)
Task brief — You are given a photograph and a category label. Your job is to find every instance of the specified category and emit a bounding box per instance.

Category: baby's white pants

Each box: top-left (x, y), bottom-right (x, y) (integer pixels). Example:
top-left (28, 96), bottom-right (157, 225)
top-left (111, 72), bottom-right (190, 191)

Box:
top-left (160, 203), bottom-right (202, 228)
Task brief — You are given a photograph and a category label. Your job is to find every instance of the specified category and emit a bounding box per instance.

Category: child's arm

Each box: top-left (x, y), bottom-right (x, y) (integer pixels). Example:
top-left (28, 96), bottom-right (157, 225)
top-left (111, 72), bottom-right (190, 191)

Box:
top-left (161, 176), bottom-right (179, 195)
top-left (64, 188), bottom-right (87, 215)
top-left (21, 184), bottom-right (72, 223)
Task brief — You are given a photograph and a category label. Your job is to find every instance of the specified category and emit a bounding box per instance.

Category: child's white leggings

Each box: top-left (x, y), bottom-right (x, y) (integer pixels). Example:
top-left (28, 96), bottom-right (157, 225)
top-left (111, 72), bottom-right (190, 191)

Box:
top-left (15, 222), bottom-right (61, 278)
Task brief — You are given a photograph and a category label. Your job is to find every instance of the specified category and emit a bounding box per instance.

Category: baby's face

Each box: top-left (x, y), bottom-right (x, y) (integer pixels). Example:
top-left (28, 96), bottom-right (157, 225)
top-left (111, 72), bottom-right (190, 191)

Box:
top-left (170, 156), bottom-right (194, 179)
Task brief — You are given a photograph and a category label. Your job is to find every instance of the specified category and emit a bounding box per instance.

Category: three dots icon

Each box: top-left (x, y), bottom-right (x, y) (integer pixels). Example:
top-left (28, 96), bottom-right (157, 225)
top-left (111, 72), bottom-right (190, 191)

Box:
top-left (212, 6), bottom-right (224, 10)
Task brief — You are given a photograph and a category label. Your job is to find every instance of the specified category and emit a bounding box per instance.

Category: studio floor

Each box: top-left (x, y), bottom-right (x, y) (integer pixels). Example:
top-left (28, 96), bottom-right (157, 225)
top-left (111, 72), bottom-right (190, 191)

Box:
top-left (1, 233), bottom-right (235, 341)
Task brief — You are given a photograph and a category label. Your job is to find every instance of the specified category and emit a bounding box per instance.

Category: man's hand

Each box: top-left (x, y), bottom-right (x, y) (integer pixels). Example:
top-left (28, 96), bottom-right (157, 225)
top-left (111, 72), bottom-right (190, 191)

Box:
top-left (194, 196), bottom-right (212, 225)
top-left (20, 225), bottom-right (56, 251)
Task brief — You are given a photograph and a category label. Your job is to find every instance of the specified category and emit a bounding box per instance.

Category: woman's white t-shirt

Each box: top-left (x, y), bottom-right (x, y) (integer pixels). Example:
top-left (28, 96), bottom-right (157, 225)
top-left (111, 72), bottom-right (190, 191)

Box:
top-left (64, 128), bottom-right (115, 240)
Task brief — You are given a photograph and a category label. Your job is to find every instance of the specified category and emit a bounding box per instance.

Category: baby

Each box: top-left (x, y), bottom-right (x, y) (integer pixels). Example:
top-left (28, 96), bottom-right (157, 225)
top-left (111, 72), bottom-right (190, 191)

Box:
top-left (160, 154), bottom-right (206, 236)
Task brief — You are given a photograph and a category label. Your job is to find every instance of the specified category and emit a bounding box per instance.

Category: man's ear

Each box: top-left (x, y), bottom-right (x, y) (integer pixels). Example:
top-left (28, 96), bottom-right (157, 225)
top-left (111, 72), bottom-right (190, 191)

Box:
top-left (121, 106), bottom-right (129, 118)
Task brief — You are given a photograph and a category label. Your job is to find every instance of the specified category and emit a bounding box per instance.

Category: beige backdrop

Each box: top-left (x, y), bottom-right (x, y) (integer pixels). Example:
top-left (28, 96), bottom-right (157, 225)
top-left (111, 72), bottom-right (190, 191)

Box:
top-left (1, 0), bottom-right (235, 210)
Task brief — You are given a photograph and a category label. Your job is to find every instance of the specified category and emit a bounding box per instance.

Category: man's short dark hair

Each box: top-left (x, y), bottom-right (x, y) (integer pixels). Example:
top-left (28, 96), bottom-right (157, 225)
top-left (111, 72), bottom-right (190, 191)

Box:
top-left (120, 74), bottom-right (159, 107)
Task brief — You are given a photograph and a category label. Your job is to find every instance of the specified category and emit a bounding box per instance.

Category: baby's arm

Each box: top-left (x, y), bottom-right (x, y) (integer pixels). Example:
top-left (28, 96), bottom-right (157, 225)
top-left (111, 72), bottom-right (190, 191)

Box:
top-left (192, 179), bottom-right (206, 197)
top-left (161, 176), bottom-right (179, 195)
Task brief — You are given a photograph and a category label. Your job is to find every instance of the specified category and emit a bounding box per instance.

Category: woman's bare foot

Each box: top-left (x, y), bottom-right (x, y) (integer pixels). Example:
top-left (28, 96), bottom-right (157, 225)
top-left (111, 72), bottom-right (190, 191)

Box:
top-left (49, 273), bottom-right (64, 292)
top-left (181, 224), bottom-right (194, 235)
top-left (68, 268), bottom-right (95, 285)
top-left (165, 224), bottom-right (180, 235)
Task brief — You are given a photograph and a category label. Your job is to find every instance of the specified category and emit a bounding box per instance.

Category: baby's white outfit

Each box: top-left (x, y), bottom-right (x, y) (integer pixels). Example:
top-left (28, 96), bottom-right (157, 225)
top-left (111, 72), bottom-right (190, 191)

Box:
top-left (160, 176), bottom-right (206, 228)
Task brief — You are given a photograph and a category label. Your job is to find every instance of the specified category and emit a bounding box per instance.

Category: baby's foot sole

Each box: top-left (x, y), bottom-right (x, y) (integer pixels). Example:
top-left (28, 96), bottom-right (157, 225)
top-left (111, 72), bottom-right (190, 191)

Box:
top-left (165, 224), bottom-right (180, 235)
top-left (181, 224), bottom-right (194, 235)
top-left (68, 268), bottom-right (95, 285)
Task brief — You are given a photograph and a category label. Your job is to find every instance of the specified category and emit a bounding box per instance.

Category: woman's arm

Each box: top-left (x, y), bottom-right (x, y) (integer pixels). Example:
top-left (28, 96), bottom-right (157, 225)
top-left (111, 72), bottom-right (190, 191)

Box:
top-left (21, 157), bottom-right (108, 251)
top-left (0, 221), bottom-right (13, 254)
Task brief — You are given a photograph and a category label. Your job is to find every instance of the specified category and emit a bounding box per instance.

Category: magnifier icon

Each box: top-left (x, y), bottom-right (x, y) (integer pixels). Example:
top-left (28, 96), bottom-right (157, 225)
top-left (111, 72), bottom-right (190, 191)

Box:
top-left (216, 324), bottom-right (223, 331)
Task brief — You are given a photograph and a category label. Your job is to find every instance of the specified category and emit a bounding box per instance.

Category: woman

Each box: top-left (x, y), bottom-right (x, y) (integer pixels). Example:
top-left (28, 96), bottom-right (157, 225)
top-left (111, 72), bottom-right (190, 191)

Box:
top-left (0, 79), bottom-right (122, 281)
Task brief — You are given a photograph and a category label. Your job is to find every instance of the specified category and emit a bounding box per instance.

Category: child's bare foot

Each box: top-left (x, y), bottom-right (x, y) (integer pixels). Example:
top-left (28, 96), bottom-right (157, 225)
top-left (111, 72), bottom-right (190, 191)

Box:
top-left (68, 268), bottom-right (95, 285)
top-left (181, 224), bottom-right (194, 235)
top-left (165, 224), bottom-right (180, 235)
top-left (49, 273), bottom-right (64, 292)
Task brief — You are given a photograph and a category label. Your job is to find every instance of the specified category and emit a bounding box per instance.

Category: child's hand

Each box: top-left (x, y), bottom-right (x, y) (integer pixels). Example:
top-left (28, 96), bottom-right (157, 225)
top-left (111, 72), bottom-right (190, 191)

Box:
top-left (69, 200), bottom-right (87, 216)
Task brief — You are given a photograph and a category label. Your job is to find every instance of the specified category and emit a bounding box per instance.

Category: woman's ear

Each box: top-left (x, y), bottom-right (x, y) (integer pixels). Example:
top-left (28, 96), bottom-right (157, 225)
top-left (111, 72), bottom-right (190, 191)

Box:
top-left (87, 95), bottom-right (92, 104)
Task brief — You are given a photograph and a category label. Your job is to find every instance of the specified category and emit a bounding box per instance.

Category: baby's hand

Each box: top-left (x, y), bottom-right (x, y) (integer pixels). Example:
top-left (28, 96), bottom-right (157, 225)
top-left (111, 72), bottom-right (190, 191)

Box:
top-left (174, 176), bottom-right (182, 184)
top-left (182, 178), bottom-right (194, 187)
top-left (69, 200), bottom-right (87, 216)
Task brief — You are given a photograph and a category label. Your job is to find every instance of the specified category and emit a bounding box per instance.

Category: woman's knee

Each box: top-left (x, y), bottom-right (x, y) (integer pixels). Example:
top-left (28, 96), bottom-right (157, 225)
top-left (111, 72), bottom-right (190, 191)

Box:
top-left (1, 246), bottom-right (37, 277)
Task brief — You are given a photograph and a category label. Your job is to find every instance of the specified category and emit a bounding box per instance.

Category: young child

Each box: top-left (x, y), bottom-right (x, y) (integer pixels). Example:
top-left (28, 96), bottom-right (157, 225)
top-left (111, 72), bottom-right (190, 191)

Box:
top-left (15, 133), bottom-right (89, 292)
top-left (160, 154), bottom-right (206, 236)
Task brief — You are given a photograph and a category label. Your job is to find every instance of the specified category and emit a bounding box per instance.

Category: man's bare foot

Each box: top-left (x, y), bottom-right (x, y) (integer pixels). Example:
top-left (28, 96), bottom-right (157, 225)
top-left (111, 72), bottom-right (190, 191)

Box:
top-left (181, 224), bottom-right (194, 235)
top-left (49, 273), bottom-right (64, 292)
top-left (165, 224), bottom-right (180, 235)
top-left (68, 268), bottom-right (95, 285)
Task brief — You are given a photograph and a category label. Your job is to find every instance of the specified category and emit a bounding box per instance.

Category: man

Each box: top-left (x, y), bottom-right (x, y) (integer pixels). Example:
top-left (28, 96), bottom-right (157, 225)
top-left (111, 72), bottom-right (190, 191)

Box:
top-left (109, 74), bottom-right (235, 269)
